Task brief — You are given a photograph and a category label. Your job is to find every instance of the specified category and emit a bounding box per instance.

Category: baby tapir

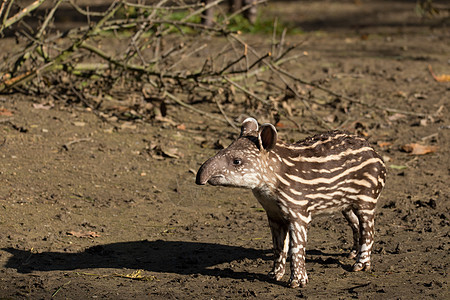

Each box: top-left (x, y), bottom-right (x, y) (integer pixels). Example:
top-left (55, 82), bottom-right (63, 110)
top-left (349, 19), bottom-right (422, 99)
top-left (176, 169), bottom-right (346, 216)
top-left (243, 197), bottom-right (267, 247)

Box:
top-left (196, 118), bottom-right (386, 288)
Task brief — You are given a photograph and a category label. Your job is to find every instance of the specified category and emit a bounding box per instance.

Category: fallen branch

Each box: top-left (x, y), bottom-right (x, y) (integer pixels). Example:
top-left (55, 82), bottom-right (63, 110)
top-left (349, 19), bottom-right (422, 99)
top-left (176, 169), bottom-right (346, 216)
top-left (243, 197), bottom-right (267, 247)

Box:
top-left (1, 0), bottom-right (401, 133)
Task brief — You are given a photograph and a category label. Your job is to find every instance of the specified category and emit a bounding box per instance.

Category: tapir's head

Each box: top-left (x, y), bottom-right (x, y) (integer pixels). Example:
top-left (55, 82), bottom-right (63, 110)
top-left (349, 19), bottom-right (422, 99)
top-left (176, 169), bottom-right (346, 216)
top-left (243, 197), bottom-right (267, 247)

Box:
top-left (195, 118), bottom-right (278, 189)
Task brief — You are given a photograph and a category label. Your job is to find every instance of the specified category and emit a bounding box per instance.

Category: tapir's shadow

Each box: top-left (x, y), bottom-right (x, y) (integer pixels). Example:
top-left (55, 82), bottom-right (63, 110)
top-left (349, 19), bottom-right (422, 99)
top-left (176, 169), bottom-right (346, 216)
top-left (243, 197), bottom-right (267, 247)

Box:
top-left (2, 240), bottom-right (271, 281)
top-left (2, 240), bottom-right (352, 281)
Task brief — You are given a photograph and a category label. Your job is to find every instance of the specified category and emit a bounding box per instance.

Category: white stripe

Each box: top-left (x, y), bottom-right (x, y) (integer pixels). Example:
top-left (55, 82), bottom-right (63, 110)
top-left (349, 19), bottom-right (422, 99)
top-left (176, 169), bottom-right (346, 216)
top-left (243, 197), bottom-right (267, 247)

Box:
top-left (285, 157), bottom-right (383, 185)
top-left (289, 188), bottom-right (303, 196)
top-left (284, 134), bottom-right (348, 150)
top-left (283, 232), bottom-right (290, 253)
top-left (279, 190), bottom-right (309, 207)
top-left (310, 166), bottom-right (343, 174)
top-left (290, 146), bottom-right (375, 163)
top-left (364, 172), bottom-right (378, 186)
top-left (305, 191), bottom-right (346, 200)
top-left (350, 179), bottom-right (372, 188)
top-left (316, 178), bottom-right (373, 191)
top-left (275, 173), bottom-right (291, 186)
top-left (272, 152), bottom-right (283, 162)
top-left (282, 158), bottom-right (295, 166)
top-left (337, 186), bottom-right (361, 194)
top-left (347, 194), bottom-right (378, 203)
top-left (294, 222), bottom-right (303, 234)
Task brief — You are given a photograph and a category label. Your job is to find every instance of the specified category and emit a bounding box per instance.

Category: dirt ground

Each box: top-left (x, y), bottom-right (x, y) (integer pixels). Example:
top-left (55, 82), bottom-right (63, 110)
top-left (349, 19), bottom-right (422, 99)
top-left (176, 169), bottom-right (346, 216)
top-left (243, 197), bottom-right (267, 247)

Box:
top-left (1, 1), bottom-right (449, 299)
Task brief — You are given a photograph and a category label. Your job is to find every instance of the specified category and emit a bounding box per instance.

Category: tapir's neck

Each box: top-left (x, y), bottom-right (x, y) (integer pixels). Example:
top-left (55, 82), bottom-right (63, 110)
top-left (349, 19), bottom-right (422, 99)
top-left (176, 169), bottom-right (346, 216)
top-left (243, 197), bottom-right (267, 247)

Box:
top-left (255, 142), bottom-right (289, 189)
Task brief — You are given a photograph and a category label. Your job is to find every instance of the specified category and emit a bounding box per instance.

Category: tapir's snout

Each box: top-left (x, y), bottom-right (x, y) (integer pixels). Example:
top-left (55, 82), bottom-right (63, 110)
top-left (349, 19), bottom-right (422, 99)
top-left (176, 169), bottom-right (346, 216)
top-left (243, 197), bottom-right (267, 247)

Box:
top-left (195, 169), bottom-right (207, 185)
top-left (196, 153), bottom-right (228, 186)
top-left (196, 159), bottom-right (213, 185)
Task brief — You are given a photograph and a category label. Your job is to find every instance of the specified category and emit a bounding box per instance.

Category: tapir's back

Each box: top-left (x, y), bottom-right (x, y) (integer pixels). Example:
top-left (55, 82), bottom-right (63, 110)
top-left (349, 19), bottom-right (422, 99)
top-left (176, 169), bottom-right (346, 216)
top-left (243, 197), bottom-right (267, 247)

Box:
top-left (270, 130), bottom-right (386, 212)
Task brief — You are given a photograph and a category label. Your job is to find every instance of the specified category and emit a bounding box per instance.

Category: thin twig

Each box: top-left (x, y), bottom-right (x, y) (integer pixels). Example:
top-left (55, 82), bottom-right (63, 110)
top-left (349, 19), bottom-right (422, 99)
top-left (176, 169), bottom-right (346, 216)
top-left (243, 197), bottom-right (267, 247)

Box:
top-left (167, 43), bottom-right (208, 71)
top-left (164, 90), bottom-right (228, 124)
top-left (0, 0), bottom-right (46, 34)
top-left (222, 0), bottom-right (268, 25)
top-left (0, 0), bottom-right (9, 21)
top-left (276, 28), bottom-right (287, 60)
top-left (2, 0), bottom-right (15, 26)
top-left (223, 77), bottom-right (269, 105)
top-left (36, 0), bottom-right (64, 39)
top-left (215, 97), bottom-right (238, 130)
top-left (182, 0), bottom-right (225, 23)
top-left (51, 281), bottom-right (71, 298)
top-left (123, 1), bottom-right (204, 10)
top-left (271, 17), bottom-right (278, 58)
top-left (218, 54), bottom-right (246, 74)
top-left (247, 52), bottom-right (271, 71)
top-left (69, 0), bottom-right (107, 17)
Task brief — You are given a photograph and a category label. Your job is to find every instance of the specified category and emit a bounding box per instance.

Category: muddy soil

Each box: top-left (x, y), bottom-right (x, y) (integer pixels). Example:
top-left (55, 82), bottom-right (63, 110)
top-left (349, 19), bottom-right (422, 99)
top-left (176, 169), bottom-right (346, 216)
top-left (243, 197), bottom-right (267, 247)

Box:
top-left (1, 1), bottom-right (449, 299)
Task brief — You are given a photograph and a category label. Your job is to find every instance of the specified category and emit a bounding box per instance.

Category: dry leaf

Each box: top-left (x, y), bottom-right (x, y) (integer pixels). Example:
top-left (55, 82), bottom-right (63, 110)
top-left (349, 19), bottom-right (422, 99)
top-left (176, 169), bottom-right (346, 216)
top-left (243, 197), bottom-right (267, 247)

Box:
top-left (402, 143), bottom-right (438, 155)
top-left (111, 105), bottom-right (132, 112)
top-left (73, 121), bottom-right (86, 127)
top-left (177, 123), bottom-right (186, 130)
top-left (67, 231), bottom-right (101, 238)
top-left (378, 141), bottom-right (393, 148)
top-left (281, 101), bottom-right (293, 117)
top-left (428, 65), bottom-right (450, 82)
top-left (154, 115), bottom-right (176, 126)
top-left (120, 122), bottom-right (137, 130)
top-left (387, 113), bottom-right (406, 122)
top-left (161, 146), bottom-right (183, 158)
top-left (0, 108), bottom-right (13, 116)
top-left (413, 93), bottom-right (427, 100)
top-left (419, 119), bottom-right (429, 126)
top-left (393, 91), bottom-right (407, 98)
top-left (324, 114), bottom-right (337, 123)
top-left (193, 136), bottom-right (206, 143)
top-left (33, 103), bottom-right (54, 110)
top-left (390, 164), bottom-right (408, 170)
top-left (114, 269), bottom-right (156, 281)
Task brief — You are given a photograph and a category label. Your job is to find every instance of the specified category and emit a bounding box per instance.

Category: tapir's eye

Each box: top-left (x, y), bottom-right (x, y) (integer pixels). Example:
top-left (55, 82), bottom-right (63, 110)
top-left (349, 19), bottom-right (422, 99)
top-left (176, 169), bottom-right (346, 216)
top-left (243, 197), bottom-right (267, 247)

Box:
top-left (232, 159), bottom-right (242, 166)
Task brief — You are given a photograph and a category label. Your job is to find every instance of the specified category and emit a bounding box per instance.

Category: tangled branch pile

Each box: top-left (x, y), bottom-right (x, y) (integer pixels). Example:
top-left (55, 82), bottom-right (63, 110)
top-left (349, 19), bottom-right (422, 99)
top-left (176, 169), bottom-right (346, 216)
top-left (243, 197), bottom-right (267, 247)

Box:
top-left (0, 0), bottom-right (344, 129)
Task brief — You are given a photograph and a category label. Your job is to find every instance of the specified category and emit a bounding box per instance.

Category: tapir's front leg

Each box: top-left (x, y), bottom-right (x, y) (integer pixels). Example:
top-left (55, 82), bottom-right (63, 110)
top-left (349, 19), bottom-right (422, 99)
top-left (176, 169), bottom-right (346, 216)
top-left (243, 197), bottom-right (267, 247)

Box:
top-left (287, 211), bottom-right (311, 288)
top-left (267, 218), bottom-right (289, 281)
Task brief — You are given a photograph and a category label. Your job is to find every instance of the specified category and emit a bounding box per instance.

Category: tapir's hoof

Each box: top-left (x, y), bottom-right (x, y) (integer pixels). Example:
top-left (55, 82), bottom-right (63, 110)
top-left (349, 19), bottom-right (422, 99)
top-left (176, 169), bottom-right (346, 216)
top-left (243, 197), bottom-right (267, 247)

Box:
top-left (288, 278), bottom-right (308, 288)
top-left (268, 271), bottom-right (284, 281)
top-left (347, 250), bottom-right (358, 259)
top-left (352, 262), bottom-right (371, 272)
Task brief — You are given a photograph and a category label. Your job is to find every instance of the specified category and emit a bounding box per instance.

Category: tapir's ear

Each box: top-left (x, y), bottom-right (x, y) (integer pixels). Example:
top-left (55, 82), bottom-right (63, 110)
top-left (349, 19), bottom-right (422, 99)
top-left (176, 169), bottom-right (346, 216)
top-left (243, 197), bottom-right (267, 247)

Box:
top-left (259, 123), bottom-right (277, 151)
top-left (240, 117), bottom-right (259, 136)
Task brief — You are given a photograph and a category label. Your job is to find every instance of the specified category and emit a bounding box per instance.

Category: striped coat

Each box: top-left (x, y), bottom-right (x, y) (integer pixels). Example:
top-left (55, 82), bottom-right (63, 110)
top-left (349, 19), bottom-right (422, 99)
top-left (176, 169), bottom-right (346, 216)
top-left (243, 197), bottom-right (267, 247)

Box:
top-left (196, 118), bottom-right (386, 288)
